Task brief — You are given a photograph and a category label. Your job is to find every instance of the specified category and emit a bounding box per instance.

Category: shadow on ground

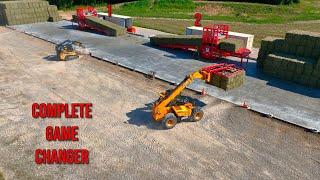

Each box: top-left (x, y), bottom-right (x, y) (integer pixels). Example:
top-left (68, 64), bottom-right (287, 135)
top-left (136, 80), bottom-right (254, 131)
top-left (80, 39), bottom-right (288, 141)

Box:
top-left (43, 55), bottom-right (59, 61)
top-left (126, 96), bottom-right (206, 130)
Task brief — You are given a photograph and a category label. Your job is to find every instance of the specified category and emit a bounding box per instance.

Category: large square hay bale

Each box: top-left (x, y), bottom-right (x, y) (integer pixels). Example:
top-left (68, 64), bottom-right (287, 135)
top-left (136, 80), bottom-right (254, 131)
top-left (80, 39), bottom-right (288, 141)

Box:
top-left (296, 46), bottom-right (305, 57)
top-left (262, 37), bottom-right (283, 52)
top-left (274, 39), bottom-right (285, 53)
top-left (219, 69), bottom-right (245, 90)
top-left (303, 45), bottom-right (314, 58)
top-left (208, 67), bottom-right (245, 90)
top-left (85, 16), bottom-right (126, 37)
top-left (218, 42), bottom-right (236, 52)
top-left (150, 35), bottom-right (202, 46)
top-left (303, 62), bottom-right (315, 76)
top-left (286, 30), bottom-right (310, 46)
top-left (295, 61), bottom-right (305, 75)
top-left (208, 74), bottom-right (221, 87)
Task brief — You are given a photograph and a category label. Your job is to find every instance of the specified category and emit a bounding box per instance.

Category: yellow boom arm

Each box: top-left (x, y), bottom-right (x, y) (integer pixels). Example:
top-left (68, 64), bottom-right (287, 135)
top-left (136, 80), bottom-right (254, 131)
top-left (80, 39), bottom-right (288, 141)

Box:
top-left (152, 70), bottom-right (210, 121)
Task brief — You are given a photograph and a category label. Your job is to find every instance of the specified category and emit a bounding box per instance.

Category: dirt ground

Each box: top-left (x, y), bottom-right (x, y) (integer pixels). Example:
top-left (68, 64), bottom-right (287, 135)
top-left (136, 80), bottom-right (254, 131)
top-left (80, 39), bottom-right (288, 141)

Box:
top-left (0, 27), bottom-right (319, 179)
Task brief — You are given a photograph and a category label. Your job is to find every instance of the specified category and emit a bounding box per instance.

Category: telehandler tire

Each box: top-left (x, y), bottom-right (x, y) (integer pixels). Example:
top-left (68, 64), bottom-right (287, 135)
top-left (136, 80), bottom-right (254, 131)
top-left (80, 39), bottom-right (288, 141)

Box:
top-left (162, 113), bottom-right (177, 129)
top-left (191, 107), bottom-right (204, 122)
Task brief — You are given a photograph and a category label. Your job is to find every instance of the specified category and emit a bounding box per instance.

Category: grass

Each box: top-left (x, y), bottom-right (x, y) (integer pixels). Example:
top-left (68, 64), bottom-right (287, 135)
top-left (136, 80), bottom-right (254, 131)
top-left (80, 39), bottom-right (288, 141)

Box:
top-left (113, 0), bottom-right (320, 23)
top-left (133, 17), bottom-right (320, 47)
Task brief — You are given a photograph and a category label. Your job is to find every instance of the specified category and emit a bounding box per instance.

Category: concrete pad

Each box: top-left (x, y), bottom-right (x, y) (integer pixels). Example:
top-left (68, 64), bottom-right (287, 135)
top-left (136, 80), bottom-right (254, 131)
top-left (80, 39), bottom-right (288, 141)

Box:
top-left (11, 21), bottom-right (320, 132)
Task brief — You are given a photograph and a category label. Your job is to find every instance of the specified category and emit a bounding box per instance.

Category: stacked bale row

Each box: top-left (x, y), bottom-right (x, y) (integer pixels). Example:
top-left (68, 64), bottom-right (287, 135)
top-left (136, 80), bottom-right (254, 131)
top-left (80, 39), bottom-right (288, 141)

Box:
top-left (85, 16), bottom-right (126, 37)
top-left (150, 35), bottom-right (202, 46)
top-left (257, 30), bottom-right (320, 88)
top-left (150, 35), bottom-right (243, 52)
top-left (0, 0), bottom-right (61, 26)
top-left (208, 67), bottom-right (245, 90)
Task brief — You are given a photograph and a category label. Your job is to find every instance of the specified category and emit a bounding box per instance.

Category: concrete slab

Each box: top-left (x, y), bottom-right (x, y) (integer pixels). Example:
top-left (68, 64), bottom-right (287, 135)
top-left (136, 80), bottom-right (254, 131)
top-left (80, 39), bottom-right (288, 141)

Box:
top-left (11, 21), bottom-right (320, 131)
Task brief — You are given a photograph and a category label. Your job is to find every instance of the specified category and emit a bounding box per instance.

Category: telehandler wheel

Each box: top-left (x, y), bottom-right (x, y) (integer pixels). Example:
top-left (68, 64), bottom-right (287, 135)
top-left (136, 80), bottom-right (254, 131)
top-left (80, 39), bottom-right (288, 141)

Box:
top-left (191, 107), bottom-right (204, 122)
top-left (162, 113), bottom-right (177, 129)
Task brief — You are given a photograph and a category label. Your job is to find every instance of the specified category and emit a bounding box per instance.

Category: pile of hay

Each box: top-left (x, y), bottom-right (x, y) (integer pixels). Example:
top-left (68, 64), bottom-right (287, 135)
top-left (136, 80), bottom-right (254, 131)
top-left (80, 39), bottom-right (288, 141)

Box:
top-left (257, 30), bottom-right (320, 88)
top-left (0, 0), bottom-right (60, 26)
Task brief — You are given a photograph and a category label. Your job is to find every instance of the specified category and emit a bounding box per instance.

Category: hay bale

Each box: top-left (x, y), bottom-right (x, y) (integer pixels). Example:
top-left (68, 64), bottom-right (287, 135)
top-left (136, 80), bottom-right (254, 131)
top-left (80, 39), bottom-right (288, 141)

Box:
top-left (208, 74), bottom-right (221, 87)
top-left (286, 30), bottom-right (309, 46)
top-left (274, 39), bottom-right (285, 53)
top-left (303, 62), bottom-right (315, 76)
top-left (218, 42), bottom-right (236, 52)
top-left (295, 61), bottom-right (305, 75)
top-left (296, 46), bottom-right (305, 57)
top-left (219, 38), bottom-right (243, 51)
top-left (85, 16), bottom-right (126, 36)
top-left (257, 50), bottom-right (267, 68)
top-left (0, 1), bottom-right (59, 25)
top-left (261, 37), bottom-right (282, 52)
top-left (207, 67), bottom-right (245, 90)
top-left (219, 68), bottom-right (245, 90)
top-left (150, 35), bottom-right (202, 46)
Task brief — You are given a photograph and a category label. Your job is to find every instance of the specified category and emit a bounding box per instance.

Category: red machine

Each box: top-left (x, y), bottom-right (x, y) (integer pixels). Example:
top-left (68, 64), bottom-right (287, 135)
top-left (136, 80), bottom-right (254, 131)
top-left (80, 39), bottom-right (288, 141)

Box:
top-left (161, 24), bottom-right (251, 66)
top-left (76, 5), bottom-right (136, 34)
top-left (201, 63), bottom-right (244, 79)
top-left (76, 7), bottom-right (98, 30)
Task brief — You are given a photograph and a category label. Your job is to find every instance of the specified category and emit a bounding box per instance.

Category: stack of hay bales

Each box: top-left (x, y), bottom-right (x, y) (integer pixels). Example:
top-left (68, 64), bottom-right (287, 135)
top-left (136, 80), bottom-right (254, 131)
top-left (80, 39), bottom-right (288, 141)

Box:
top-left (84, 16), bottom-right (126, 37)
top-left (208, 67), bottom-right (245, 90)
top-left (0, 0), bottom-right (61, 26)
top-left (257, 30), bottom-right (320, 88)
top-left (71, 15), bottom-right (126, 36)
top-left (150, 35), bottom-right (203, 47)
top-left (150, 35), bottom-right (243, 51)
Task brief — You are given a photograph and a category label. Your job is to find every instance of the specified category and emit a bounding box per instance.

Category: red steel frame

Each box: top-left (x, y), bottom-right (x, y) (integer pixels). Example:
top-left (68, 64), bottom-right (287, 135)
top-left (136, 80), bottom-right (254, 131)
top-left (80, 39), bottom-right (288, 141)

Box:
top-left (158, 24), bottom-right (251, 66)
top-left (202, 63), bottom-right (244, 79)
top-left (77, 5), bottom-right (136, 34)
top-left (76, 7), bottom-right (114, 35)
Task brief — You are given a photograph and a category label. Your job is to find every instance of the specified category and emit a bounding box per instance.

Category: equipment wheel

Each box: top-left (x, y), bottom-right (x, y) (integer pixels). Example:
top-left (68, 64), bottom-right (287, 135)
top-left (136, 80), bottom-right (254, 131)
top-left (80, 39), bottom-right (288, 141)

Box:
top-left (191, 107), bottom-right (204, 122)
top-left (162, 113), bottom-right (177, 129)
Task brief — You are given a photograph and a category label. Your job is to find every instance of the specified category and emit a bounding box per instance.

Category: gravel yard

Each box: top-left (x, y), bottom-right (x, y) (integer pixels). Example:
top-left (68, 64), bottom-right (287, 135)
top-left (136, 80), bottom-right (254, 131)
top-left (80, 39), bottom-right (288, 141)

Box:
top-left (0, 27), bottom-right (319, 179)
